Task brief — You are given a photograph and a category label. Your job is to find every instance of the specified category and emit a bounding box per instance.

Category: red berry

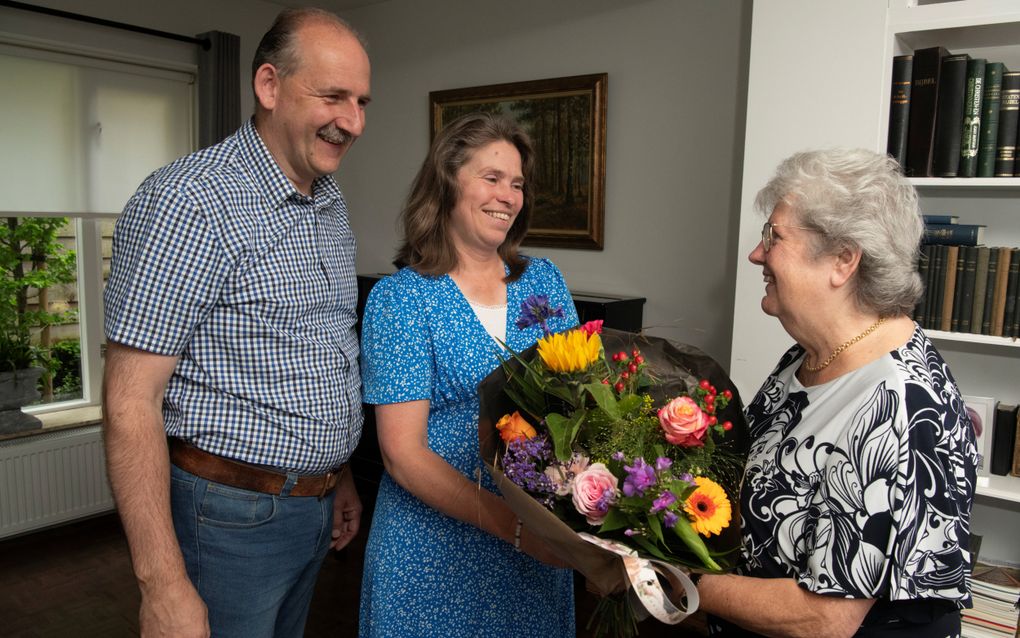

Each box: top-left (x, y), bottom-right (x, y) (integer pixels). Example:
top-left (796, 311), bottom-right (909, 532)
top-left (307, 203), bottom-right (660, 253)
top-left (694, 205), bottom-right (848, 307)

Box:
top-left (699, 379), bottom-right (711, 390)
top-left (620, 371), bottom-right (630, 380)
top-left (632, 349), bottom-right (640, 357)
top-left (635, 355), bottom-right (644, 364)
top-left (722, 421), bottom-right (733, 431)
top-left (614, 382), bottom-right (625, 392)
top-left (708, 415), bottom-right (718, 425)
top-left (705, 404), bottom-right (715, 414)
top-left (722, 390), bottom-right (733, 400)
top-left (628, 363), bottom-right (638, 373)
top-left (618, 352), bottom-right (629, 362)
top-left (601, 378), bottom-right (610, 385)
top-left (704, 394), bottom-right (715, 404)
top-left (709, 385), bottom-right (717, 395)
top-left (611, 353), bottom-right (620, 362)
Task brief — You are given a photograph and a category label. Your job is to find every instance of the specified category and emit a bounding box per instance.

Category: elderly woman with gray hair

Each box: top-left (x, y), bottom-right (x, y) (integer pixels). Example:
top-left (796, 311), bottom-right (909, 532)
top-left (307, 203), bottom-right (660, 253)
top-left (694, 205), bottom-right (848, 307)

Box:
top-left (696, 149), bottom-right (978, 637)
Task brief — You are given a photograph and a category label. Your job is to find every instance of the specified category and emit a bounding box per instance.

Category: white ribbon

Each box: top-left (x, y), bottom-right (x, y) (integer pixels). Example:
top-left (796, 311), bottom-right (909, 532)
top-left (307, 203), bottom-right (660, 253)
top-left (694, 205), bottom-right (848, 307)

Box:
top-left (578, 533), bottom-right (700, 624)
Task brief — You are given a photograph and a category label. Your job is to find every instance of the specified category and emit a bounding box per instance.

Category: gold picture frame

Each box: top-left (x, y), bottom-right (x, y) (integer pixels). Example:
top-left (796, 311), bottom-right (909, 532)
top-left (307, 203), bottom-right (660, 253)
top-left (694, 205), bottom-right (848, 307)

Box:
top-left (430, 73), bottom-right (607, 250)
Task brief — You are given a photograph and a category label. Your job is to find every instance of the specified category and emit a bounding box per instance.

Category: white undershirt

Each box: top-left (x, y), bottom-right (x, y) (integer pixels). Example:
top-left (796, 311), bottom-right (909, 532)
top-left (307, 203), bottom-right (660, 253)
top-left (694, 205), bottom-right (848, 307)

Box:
top-left (467, 300), bottom-right (507, 343)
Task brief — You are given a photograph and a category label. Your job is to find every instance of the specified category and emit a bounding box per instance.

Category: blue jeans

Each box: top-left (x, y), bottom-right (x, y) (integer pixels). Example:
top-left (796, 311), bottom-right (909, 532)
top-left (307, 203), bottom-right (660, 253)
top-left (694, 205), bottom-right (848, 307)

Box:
top-left (170, 463), bottom-right (334, 638)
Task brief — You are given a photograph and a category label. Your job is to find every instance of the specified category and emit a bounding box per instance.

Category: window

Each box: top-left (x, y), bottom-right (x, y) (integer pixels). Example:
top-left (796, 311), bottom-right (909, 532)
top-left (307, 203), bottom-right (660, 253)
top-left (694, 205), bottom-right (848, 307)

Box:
top-left (0, 36), bottom-right (196, 420)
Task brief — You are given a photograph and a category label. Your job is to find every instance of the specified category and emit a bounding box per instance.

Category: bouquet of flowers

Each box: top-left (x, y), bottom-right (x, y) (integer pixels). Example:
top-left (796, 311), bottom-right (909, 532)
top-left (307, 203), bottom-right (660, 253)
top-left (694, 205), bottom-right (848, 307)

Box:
top-left (478, 296), bottom-right (749, 636)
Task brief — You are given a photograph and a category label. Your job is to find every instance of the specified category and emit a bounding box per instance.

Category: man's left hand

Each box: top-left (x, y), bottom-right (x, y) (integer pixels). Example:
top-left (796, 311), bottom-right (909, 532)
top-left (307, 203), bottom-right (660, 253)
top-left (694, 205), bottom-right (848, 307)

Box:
top-left (330, 468), bottom-right (362, 550)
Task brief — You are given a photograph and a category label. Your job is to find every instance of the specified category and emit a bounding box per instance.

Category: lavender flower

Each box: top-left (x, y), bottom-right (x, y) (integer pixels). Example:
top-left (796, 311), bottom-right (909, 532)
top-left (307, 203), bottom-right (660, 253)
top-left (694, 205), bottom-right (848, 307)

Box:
top-left (622, 457), bottom-right (657, 497)
top-left (624, 528), bottom-right (637, 537)
top-left (503, 436), bottom-right (556, 499)
top-left (515, 294), bottom-right (565, 336)
top-left (663, 510), bottom-right (679, 528)
top-left (655, 457), bottom-right (673, 472)
top-left (595, 486), bottom-right (618, 515)
top-left (612, 451), bottom-right (626, 462)
top-left (650, 490), bottom-right (677, 514)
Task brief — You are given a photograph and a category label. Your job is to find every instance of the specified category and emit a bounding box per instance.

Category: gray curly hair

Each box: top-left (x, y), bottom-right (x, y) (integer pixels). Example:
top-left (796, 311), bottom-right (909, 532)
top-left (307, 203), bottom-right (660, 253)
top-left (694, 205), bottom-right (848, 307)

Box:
top-left (754, 148), bottom-right (924, 316)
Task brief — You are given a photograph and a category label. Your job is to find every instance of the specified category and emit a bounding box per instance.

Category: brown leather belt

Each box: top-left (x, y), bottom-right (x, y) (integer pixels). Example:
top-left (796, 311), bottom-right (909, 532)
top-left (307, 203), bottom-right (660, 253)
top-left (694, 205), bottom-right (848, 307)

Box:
top-left (168, 438), bottom-right (344, 498)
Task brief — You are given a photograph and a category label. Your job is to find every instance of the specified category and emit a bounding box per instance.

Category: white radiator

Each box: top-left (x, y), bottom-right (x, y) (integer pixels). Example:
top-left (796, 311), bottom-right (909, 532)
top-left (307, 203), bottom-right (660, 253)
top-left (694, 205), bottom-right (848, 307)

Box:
top-left (0, 425), bottom-right (114, 539)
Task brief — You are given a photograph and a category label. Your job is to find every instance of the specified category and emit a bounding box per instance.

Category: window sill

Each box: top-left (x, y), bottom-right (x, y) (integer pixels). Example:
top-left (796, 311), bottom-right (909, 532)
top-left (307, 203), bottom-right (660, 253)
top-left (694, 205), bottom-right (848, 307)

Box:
top-left (0, 406), bottom-right (102, 443)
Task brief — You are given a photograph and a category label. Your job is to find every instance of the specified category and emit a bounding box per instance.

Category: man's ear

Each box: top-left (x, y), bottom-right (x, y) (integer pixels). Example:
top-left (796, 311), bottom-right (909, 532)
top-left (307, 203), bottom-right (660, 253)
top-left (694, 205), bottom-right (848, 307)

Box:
top-left (253, 63), bottom-right (280, 111)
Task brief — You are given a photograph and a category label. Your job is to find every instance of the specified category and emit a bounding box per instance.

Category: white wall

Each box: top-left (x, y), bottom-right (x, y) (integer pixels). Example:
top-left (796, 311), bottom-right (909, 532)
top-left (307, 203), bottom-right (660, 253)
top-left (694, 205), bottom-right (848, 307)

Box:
top-left (340, 0), bottom-right (751, 368)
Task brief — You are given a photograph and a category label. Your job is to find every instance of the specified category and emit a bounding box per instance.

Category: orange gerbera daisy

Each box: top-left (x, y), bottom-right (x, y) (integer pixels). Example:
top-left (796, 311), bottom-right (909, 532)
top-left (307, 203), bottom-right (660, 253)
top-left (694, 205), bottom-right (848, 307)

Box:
top-left (684, 476), bottom-right (731, 537)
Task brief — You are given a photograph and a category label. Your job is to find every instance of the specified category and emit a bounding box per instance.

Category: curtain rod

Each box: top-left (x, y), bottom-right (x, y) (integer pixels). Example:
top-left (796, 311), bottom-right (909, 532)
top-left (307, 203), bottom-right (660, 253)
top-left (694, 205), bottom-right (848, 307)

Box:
top-left (0, 0), bottom-right (211, 50)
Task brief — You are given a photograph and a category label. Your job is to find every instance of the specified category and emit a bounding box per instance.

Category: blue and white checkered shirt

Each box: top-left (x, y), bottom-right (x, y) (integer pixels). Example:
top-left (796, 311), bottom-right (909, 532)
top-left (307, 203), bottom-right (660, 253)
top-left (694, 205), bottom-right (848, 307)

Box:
top-left (104, 118), bottom-right (363, 473)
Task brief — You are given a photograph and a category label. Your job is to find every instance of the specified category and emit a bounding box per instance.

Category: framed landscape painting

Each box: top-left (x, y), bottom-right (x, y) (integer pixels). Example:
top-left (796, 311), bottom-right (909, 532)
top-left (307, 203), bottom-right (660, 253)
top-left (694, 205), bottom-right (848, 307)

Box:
top-left (430, 73), bottom-right (607, 250)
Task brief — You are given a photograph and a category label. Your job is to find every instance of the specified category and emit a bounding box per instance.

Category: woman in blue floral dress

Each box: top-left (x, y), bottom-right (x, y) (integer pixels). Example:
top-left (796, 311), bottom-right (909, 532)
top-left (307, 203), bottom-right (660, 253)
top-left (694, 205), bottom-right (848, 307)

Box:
top-left (358, 113), bottom-right (577, 637)
top-left (697, 149), bottom-right (978, 637)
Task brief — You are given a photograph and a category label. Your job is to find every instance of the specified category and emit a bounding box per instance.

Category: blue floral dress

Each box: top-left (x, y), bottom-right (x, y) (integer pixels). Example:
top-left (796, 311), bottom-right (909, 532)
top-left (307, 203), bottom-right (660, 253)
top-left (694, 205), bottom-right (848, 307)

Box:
top-left (358, 257), bottom-right (578, 638)
top-left (710, 326), bottom-right (978, 637)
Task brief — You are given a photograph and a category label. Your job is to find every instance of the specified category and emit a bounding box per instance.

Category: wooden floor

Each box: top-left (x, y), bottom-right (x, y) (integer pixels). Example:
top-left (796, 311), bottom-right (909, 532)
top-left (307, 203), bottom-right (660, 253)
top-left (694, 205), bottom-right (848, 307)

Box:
top-left (0, 513), bottom-right (707, 637)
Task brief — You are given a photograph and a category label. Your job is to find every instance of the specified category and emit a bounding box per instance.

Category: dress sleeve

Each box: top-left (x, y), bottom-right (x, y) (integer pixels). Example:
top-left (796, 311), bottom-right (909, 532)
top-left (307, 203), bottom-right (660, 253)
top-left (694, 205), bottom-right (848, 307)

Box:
top-left (103, 185), bottom-right (228, 356)
top-left (360, 272), bottom-right (434, 405)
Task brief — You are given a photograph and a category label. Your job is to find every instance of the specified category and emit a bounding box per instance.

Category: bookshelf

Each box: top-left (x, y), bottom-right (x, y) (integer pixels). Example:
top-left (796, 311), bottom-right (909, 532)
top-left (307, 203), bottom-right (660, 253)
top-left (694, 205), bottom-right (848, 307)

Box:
top-left (731, 0), bottom-right (1020, 565)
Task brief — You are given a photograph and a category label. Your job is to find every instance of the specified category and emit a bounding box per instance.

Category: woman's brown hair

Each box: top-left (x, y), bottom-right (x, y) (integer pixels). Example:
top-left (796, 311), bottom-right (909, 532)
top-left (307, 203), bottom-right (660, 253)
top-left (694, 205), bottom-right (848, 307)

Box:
top-left (394, 112), bottom-right (536, 282)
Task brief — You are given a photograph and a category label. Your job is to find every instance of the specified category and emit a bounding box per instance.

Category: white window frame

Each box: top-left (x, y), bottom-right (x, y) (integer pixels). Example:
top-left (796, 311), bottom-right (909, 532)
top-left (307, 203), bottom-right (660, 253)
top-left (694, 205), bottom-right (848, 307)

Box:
top-left (1, 31), bottom-right (197, 418)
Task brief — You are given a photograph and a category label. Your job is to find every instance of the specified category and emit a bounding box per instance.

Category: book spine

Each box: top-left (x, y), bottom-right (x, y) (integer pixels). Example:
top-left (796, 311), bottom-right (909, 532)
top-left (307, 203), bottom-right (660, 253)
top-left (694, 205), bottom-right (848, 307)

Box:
top-left (938, 244), bottom-right (954, 330)
top-left (906, 47), bottom-right (949, 178)
top-left (990, 403), bottom-right (1019, 476)
top-left (931, 245), bottom-right (947, 329)
top-left (977, 62), bottom-right (1005, 177)
top-left (923, 224), bottom-right (985, 246)
top-left (933, 54), bottom-right (970, 177)
top-left (959, 58), bottom-right (986, 177)
top-left (991, 247), bottom-right (1012, 336)
top-left (922, 214), bottom-right (959, 224)
top-left (888, 55), bottom-right (913, 168)
top-left (981, 250), bottom-right (1000, 334)
top-left (914, 244), bottom-right (932, 326)
top-left (1012, 411), bottom-right (1020, 478)
top-left (970, 246), bottom-right (990, 334)
top-left (994, 72), bottom-right (1020, 176)
top-left (1011, 252), bottom-right (1020, 338)
top-left (957, 246), bottom-right (978, 332)
top-left (1003, 248), bottom-right (1020, 337)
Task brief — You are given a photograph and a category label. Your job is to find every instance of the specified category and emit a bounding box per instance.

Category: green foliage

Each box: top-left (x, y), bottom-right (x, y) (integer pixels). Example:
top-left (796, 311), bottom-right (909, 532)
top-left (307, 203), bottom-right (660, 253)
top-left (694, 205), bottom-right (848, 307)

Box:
top-left (50, 338), bottom-right (82, 397)
top-left (0, 217), bottom-right (78, 372)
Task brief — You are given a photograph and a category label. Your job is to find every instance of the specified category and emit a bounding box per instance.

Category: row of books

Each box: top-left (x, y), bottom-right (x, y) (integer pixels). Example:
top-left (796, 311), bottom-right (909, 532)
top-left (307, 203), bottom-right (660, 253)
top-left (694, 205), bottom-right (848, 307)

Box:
top-left (962, 561), bottom-right (1020, 638)
top-left (988, 401), bottom-right (1020, 479)
top-left (887, 46), bottom-right (1020, 177)
top-left (912, 244), bottom-right (1020, 337)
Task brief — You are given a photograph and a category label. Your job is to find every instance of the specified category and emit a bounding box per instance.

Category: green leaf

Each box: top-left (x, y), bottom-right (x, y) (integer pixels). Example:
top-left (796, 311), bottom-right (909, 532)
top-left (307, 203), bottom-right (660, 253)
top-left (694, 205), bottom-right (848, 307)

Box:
top-left (597, 508), bottom-right (630, 533)
top-left (617, 393), bottom-right (644, 416)
top-left (647, 512), bottom-right (665, 545)
top-left (584, 382), bottom-right (620, 420)
top-left (630, 534), bottom-right (669, 561)
top-left (546, 409), bottom-right (586, 462)
top-left (672, 518), bottom-right (721, 571)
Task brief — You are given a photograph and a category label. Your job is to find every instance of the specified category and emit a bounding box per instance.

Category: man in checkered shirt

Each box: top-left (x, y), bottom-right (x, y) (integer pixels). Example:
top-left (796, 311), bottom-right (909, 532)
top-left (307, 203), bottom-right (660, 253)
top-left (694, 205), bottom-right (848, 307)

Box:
top-left (102, 8), bottom-right (369, 637)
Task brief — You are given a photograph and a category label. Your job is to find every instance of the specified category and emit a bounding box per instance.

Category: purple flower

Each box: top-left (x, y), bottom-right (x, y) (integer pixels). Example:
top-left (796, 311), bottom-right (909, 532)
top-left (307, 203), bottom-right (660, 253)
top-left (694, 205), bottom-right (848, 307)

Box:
top-left (622, 457), bottom-right (657, 497)
top-left (515, 294), bottom-right (565, 336)
top-left (655, 457), bottom-right (672, 472)
top-left (663, 511), bottom-right (679, 528)
top-left (624, 528), bottom-right (637, 537)
top-left (680, 472), bottom-right (694, 484)
top-left (503, 436), bottom-right (555, 498)
top-left (595, 486), bottom-right (617, 515)
top-left (612, 451), bottom-right (626, 462)
top-left (650, 490), bottom-right (677, 514)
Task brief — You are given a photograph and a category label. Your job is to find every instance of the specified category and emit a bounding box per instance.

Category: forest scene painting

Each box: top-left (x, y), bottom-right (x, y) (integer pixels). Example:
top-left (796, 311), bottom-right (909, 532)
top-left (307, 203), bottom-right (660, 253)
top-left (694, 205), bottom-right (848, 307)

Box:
top-left (430, 74), bottom-right (607, 249)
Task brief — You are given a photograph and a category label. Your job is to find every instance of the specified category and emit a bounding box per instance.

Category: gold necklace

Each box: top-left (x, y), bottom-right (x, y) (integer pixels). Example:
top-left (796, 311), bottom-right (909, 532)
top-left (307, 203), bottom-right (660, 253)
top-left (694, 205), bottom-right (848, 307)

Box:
top-left (804, 317), bottom-right (887, 372)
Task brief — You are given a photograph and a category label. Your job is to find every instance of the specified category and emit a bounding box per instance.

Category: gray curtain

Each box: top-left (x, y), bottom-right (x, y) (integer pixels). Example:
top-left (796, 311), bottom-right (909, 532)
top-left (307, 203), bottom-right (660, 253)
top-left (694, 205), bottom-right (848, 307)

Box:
top-left (196, 30), bottom-right (241, 149)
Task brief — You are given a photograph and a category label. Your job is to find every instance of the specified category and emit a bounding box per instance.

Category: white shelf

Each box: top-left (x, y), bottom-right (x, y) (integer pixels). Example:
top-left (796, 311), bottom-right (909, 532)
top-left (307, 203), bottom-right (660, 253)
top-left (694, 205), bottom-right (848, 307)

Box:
top-left (977, 474), bottom-right (1020, 503)
top-left (911, 178), bottom-right (1020, 189)
top-left (926, 330), bottom-right (1020, 347)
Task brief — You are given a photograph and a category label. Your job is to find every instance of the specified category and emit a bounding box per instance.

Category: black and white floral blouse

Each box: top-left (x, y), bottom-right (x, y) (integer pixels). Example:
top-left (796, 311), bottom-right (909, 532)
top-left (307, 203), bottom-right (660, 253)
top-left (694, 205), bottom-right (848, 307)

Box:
top-left (712, 325), bottom-right (978, 637)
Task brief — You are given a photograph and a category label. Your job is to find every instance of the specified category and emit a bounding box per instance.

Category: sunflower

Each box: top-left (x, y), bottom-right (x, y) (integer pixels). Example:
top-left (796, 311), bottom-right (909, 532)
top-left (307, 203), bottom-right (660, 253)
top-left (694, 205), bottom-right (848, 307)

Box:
top-left (684, 476), bottom-right (731, 537)
top-left (537, 329), bottom-right (602, 374)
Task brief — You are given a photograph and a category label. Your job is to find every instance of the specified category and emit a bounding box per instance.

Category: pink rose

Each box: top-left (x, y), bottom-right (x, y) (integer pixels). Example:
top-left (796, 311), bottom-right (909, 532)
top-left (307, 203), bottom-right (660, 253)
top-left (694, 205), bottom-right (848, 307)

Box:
top-left (579, 319), bottom-right (604, 336)
top-left (658, 396), bottom-right (709, 447)
top-left (571, 462), bottom-right (618, 525)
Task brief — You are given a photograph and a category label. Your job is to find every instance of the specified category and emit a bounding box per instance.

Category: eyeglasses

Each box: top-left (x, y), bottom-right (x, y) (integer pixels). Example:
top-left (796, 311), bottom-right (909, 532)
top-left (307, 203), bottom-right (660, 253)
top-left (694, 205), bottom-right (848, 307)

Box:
top-left (760, 221), bottom-right (814, 252)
